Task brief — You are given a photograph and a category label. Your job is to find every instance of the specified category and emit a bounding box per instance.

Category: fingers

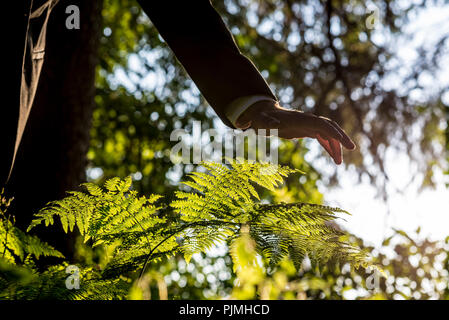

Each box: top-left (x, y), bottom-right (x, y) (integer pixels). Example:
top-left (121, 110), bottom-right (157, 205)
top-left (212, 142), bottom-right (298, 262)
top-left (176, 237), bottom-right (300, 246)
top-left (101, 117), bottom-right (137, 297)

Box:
top-left (240, 106), bottom-right (354, 165)
top-left (319, 117), bottom-right (356, 150)
top-left (317, 134), bottom-right (342, 165)
top-left (329, 137), bottom-right (342, 165)
top-left (316, 134), bottom-right (333, 159)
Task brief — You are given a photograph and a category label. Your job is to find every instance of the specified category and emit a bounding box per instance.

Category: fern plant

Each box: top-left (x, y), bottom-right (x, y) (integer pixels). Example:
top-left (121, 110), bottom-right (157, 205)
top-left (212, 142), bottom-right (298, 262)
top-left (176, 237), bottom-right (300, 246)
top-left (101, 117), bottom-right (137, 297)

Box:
top-left (2, 161), bottom-right (379, 299)
top-left (0, 190), bottom-right (63, 265)
top-left (171, 161), bottom-right (371, 271)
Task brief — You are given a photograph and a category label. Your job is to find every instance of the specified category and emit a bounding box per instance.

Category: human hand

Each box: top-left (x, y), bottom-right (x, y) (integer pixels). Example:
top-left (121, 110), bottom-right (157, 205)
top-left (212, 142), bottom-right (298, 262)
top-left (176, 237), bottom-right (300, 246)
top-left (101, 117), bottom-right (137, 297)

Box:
top-left (235, 100), bottom-right (356, 165)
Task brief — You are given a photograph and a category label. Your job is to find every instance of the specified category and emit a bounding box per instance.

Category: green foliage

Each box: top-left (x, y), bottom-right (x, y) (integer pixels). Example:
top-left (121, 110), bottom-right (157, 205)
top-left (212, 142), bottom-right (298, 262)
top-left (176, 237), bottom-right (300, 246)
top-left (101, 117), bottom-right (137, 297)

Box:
top-left (0, 191), bottom-right (63, 264)
top-left (365, 228), bottom-right (449, 300)
top-left (282, 228), bottom-right (449, 300)
top-left (0, 190), bottom-right (129, 300)
top-left (2, 162), bottom-right (376, 299)
top-left (91, 0), bottom-right (214, 195)
top-left (0, 259), bottom-right (129, 300)
top-left (28, 176), bottom-right (170, 279)
top-left (172, 161), bottom-right (371, 272)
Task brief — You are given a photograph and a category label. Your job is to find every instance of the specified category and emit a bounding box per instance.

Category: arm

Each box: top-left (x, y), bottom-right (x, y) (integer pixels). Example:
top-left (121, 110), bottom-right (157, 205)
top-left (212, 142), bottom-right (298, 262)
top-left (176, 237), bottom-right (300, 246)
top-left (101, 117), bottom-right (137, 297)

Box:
top-left (137, 0), bottom-right (276, 128)
top-left (137, 0), bottom-right (355, 164)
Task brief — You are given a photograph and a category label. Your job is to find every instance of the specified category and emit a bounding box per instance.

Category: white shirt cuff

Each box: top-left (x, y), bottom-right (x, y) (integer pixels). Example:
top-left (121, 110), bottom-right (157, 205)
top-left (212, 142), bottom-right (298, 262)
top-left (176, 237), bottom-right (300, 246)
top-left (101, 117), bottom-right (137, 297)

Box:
top-left (225, 95), bottom-right (276, 127)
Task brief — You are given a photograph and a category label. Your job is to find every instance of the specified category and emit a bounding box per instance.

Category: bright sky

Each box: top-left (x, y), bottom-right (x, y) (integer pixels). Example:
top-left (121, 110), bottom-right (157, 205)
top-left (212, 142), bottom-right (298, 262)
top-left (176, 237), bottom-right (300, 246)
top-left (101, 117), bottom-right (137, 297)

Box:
top-left (322, 4), bottom-right (449, 247)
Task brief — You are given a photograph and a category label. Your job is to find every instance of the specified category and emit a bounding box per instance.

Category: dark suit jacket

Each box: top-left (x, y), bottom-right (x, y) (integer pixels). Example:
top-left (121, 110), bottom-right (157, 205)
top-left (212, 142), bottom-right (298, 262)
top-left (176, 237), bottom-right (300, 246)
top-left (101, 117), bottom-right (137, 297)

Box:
top-left (1, 0), bottom-right (276, 186)
top-left (137, 0), bottom-right (277, 128)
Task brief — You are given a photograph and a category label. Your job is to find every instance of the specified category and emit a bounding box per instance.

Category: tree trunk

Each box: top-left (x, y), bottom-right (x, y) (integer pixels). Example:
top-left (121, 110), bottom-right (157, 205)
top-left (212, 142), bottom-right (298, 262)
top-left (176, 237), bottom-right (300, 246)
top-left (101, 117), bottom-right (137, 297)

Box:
top-left (6, 0), bottom-right (103, 259)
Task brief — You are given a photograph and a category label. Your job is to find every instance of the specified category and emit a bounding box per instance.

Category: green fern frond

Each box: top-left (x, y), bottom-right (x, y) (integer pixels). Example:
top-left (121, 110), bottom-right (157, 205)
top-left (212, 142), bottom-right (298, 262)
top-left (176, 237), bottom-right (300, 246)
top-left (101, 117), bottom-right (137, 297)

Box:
top-left (1, 212), bottom-right (63, 264)
top-left (14, 161), bottom-right (378, 300)
top-left (171, 160), bottom-right (373, 272)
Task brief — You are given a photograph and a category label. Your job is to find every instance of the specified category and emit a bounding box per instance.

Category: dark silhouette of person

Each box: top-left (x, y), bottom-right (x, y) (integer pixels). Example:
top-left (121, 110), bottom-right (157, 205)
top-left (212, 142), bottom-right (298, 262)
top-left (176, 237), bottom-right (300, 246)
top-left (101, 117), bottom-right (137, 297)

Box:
top-left (2, 0), bottom-right (355, 189)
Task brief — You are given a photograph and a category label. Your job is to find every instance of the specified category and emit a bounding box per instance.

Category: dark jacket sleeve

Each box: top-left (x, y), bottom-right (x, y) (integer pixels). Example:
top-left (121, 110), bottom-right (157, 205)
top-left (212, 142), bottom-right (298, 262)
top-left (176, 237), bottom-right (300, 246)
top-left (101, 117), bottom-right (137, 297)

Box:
top-left (137, 0), bottom-right (277, 128)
